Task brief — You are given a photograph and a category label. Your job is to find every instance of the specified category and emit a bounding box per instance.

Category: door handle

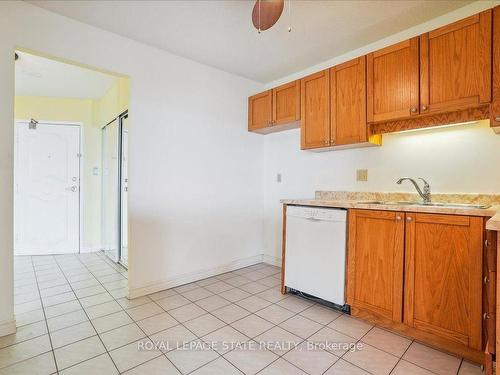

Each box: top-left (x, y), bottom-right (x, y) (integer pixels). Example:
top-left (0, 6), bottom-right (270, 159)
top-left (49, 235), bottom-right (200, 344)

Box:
top-left (65, 186), bottom-right (78, 192)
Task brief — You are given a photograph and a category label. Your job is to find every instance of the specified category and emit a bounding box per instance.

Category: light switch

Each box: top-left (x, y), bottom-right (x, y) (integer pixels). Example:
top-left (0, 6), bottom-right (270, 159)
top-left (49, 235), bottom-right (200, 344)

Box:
top-left (357, 169), bottom-right (368, 182)
top-left (276, 173), bottom-right (282, 183)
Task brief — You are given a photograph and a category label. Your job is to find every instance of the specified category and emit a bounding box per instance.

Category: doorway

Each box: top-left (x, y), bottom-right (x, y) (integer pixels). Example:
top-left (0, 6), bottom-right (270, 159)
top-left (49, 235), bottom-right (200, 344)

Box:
top-left (14, 121), bottom-right (81, 255)
top-left (101, 111), bottom-right (129, 267)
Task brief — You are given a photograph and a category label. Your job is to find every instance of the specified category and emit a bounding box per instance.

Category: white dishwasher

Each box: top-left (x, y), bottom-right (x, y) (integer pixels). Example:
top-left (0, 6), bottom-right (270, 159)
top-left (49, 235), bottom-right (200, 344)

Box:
top-left (284, 205), bottom-right (347, 306)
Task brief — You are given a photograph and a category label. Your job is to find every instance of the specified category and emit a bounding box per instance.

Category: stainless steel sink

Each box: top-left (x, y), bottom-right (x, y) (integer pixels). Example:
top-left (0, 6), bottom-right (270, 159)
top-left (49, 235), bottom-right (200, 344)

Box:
top-left (360, 201), bottom-right (491, 209)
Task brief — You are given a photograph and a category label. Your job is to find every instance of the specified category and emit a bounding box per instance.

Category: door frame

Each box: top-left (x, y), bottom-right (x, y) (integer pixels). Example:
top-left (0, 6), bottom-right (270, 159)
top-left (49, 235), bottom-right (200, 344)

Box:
top-left (14, 119), bottom-right (83, 254)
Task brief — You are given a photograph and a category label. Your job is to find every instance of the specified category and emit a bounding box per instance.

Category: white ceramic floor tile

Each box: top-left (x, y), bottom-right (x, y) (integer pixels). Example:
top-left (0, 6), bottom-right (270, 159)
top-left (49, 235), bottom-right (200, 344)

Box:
top-left (54, 335), bottom-right (106, 370)
top-left (169, 303), bottom-right (207, 323)
top-left (123, 355), bottom-right (181, 375)
top-left (137, 312), bottom-right (179, 335)
top-left (195, 295), bottom-right (231, 312)
top-left (230, 314), bottom-right (274, 338)
top-left (191, 356), bottom-right (242, 375)
top-left (279, 315), bottom-right (323, 339)
top-left (210, 304), bottom-right (250, 324)
top-left (50, 321), bottom-right (96, 349)
top-left (391, 360), bottom-right (435, 375)
top-left (324, 358), bottom-right (370, 375)
top-left (255, 326), bottom-right (302, 355)
top-left (47, 310), bottom-right (88, 332)
top-left (255, 304), bottom-right (295, 325)
top-left (343, 343), bottom-right (399, 375)
top-left (0, 321), bottom-right (47, 349)
top-left (235, 296), bottom-right (272, 313)
top-left (84, 301), bottom-right (122, 319)
top-left (327, 315), bottom-right (373, 340)
top-left (0, 351), bottom-right (56, 375)
top-left (219, 288), bottom-right (251, 302)
top-left (109, 338), bottom-right (161, 373)
top-left (150, 324), bottom-right (197, 352)
top-left (99, 323), bottom-right (146, 351)
top-left (92, 310), bottom-right (133, 333)
top-left (458, 360), bottom-right (482, 375)
top-left (361, 327), bottom-right (411, 357)
top-left (299, 305), bottom-right (341, 325)
top-left (0, 334), bottom-right (51, 369)
top-left (202, 325), bottom-right (250, 355)
top-left (156, 295), bottom-right (191, 311)
top-left (403, 342), bottom-right (461, 375)
top-left (308, 327), bottom-right (358, 357)
top-left (258, 358), bottom-right (307, 375)
top-left (283, 341), bottom-right (338, 375)
top-left (223, 341), bottom-right (278, 375)
top-left (184, 314), bottom-right (226, 337)
top-left (166, 340), bottom-right (219, 374)
top-left (59, 353), bottom-right (118, 375)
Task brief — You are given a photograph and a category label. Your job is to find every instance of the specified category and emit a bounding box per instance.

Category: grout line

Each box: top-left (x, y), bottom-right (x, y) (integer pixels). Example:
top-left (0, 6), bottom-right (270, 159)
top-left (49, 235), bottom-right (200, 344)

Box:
top-left (51, 254), bottom-right (122, 374)
top-left (30, 256), bottom-right (60, 374)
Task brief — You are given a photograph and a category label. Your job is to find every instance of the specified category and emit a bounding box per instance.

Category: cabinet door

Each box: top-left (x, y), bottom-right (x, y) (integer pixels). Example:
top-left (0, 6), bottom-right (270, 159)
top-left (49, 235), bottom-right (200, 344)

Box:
top-left (404, 213), bottom-right (483, 350)
top-left (347, 209), bottom-right (405, 322)
top-left (367, 38), bottom-right (420, 123)
top-left (490, 6), bottom-right (500, 131)
top-left (248, 90), bottom-right (272, 131)
top-left (420, 11), bottom-right (492, 115)
top-left (330, 57), bottom-right (367, 145)
top-left (300, 70), bottom-right (330, 149)
top-left (273, 80), bottom-right (300, 125)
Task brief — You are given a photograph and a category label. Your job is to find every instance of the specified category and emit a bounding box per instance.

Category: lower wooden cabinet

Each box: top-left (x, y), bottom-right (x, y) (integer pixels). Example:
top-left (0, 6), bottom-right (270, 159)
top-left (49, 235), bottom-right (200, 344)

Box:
top-left (346, 209), bottom-right (404, 322)
top-left (347, 209), bottom-right (485, 358)
top-left (404, 213), bottom-right (483, 350)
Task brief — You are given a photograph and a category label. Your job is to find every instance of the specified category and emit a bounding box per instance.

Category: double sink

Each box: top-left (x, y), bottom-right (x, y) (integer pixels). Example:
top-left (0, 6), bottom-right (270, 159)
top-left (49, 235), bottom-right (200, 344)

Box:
top-left (361, 201), bottom-right (491, 209)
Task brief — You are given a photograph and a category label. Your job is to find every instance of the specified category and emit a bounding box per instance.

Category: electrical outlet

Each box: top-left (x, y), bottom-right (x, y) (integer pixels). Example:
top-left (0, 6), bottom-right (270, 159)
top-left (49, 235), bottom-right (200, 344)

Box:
top-left (276, 173), bottom-right (282, 183)
top-left (357, 169), bottom-right (368, 182)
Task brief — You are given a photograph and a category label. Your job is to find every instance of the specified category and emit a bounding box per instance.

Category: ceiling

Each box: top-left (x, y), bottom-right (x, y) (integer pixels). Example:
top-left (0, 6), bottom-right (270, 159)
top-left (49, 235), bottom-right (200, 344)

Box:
top-left (30, 0), bottom-right (474, 83)
top-left (15, 51), bottom-right (118, 99)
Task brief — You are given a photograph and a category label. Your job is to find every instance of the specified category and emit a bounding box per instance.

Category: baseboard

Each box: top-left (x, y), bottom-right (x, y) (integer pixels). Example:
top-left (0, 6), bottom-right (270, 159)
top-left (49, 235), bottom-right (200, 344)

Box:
top-left (0, 318), bottom-right (16, 337)
top-left (80, 246), bottom-right (102, 254)
top-left (262, 255), bottom-right (282, 267)
top-left (128, 254), bottom-right (264, 299)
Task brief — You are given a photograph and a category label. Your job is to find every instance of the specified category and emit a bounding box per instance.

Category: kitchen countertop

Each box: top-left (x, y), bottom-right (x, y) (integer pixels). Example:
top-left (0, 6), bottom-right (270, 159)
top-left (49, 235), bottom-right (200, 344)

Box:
top-left (280, 191), bottom-right (500, 230)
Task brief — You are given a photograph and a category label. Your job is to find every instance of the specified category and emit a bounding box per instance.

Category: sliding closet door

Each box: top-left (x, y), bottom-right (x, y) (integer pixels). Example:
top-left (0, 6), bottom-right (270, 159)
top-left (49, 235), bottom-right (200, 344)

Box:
top-left (120, 115), bottom-right (129, 267)
top-left (101, 120), bottom-right (120, 262)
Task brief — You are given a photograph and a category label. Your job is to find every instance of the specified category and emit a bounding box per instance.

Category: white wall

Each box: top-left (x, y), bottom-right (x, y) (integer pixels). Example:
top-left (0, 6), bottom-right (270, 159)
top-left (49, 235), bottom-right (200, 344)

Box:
top-left (0, 0), bottom-right (265, 328)
top-left (263, 122), bottom-right (500, 262)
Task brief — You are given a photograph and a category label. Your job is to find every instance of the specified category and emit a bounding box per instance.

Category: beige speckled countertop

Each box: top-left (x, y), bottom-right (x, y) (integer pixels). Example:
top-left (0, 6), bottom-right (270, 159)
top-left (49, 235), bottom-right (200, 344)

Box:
top-left (280, 191), bottom-right (500, 230)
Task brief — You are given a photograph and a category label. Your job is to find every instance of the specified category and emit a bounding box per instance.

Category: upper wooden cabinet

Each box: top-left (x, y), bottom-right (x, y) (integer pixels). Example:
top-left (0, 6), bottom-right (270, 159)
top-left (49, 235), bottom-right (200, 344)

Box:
top-left (367, 38), bottom-right (420, 123)
top-left (273, 80), bottom-right (300, 125)
top-left (248, 90), bottom-right (272, 132)
top-left (248, 81), bottom-right (300, 134)
top-left (331, 57), bottom-right (369, 145)
top-left (347, 209), bottom-right (405, 322)
top-left (301, 70), bottom-right (330, 149)
top-left (420, 11), bottom-right (492, 115)
top-left (490, 5), bottom-right (500, 133)
top-left (404, 213), bottom-right (483, 350)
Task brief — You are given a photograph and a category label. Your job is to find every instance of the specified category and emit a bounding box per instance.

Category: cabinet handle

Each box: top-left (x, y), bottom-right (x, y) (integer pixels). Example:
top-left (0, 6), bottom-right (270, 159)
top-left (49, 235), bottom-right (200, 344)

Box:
top-left (396, 216), bottom-right (402, 221)
top-left (410, 107), bottom-right (417, 113)
top-left (422, 105), bottom-right (428, 111)
top-left (406, 217), bottom-right (413, 222)
top-left (484, 313), bottom-right (490, 320)
top-left (484, 276), bottom-right (489, 284)
top-left (495, 116), bottom-right (500, 122)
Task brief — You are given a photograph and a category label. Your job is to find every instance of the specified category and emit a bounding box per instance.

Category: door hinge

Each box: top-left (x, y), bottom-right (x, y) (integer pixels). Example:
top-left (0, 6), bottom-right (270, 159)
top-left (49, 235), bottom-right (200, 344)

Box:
top-left (485, 240), bottom-right (489, 248)
top-left (77, 153), bottom-right (82, 158)
top-left (28, 118), bottom-right (38, 130)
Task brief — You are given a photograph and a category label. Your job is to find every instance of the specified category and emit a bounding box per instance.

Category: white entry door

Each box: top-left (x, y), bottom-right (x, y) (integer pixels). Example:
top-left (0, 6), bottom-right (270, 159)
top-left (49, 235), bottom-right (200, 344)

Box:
top-left (14, 121), bottom-right (81, 255)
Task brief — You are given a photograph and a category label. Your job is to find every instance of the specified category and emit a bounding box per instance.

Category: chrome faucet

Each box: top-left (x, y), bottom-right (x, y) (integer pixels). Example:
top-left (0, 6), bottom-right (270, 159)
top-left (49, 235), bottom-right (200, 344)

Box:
top-left (396, 177), bottom-right (431, 204)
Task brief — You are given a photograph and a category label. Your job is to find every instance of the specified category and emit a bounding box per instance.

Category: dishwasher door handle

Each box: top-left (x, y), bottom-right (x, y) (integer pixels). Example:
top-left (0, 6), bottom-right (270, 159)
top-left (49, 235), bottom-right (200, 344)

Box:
top-left (306, 217), bottom-right (321, 222)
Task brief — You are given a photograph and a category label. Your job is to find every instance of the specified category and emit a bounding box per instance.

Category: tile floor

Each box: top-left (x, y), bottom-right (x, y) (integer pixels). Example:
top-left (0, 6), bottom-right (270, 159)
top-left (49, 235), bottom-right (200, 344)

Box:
top-left (1, 253), bottom-right (483, 375)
